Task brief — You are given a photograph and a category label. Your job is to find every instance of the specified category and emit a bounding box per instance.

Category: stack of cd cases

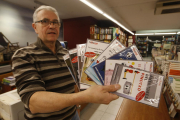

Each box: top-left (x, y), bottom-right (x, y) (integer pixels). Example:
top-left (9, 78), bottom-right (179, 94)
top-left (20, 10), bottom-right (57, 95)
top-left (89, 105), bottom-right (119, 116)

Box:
top-left (63, 38), bottom-right (164, 108)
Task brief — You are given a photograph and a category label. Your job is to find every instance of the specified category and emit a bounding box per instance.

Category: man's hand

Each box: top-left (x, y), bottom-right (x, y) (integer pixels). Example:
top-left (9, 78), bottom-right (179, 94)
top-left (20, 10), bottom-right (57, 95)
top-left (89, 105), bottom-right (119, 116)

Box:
top-left (83, 84), bottom-right (121, 104)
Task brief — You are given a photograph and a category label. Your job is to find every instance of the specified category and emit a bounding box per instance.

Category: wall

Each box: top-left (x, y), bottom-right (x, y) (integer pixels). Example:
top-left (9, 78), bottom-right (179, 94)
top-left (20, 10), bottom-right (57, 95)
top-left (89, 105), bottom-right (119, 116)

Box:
top-left (63, 16), bottom-right (97, 49)
top-left (0, 1), bottom-right (37, 47)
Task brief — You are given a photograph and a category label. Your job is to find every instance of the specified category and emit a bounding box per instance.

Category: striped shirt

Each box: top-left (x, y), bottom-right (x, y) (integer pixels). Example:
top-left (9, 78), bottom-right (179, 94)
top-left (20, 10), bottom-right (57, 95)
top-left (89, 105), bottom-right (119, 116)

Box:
top-left (12, 38), bottom-right (76, 120)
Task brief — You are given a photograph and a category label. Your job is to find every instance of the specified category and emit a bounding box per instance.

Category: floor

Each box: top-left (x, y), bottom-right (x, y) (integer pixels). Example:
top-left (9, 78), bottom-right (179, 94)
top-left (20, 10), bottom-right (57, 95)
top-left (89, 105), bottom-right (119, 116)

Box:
top-left (80, 56), bottom-right (152, 120)
top-left (80, 97), bottom-right (124, 120)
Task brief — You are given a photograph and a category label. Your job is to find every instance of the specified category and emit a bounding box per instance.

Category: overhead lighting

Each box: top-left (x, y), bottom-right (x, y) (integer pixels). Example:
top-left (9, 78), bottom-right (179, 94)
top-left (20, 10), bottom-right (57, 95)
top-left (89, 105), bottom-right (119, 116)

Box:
top-left (178, 32), bottom-right (180, 34)
top-left (80, 0), bottom-right (103, 14)
top-left (102, 13), bottom-right (134, 35)
top-left (80, 0), bottom-right (134, 35)
top-left (155, 33), bottom-right (176, 35)
top-left (135, 33), bottom-right (154, 36)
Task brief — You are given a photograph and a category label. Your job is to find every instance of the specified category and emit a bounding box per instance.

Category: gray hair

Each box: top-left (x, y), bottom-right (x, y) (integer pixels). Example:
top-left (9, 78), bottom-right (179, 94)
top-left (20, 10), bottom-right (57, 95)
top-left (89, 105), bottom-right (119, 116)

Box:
top-left (33, 5), bottom-right (60, 23)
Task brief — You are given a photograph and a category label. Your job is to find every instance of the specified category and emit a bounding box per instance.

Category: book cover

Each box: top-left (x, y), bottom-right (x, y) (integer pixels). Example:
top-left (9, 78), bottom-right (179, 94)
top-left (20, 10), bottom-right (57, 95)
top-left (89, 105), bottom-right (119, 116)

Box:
top-left (63, 53), bottom-right (79, 88)
top-left (69, 48), bottom-right (79, 86)
top-left (105, 60), bottom-right (154, 85)
top-left (80, 39), bottom-right (109, 88)
top-left (111, 64), bottom-right (164, 108)
top-left (93, 45), bottom-right (143, 84)
top-left (77, 44), bottom-right (86, 80)
top-left (85, 39), bottom-right (125, 85)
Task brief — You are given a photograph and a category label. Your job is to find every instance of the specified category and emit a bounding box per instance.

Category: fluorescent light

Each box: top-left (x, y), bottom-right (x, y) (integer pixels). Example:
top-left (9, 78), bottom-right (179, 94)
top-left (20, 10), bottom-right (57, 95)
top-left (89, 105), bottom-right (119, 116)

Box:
top-left (155, 33), bottom-right (176, 35)
top-left (80, 0), bottom-right (134, 35)
top-left (102, 13), bottom-right (134, 35)
top-left (80, 0), bottom-right (103, 14)
top-left (178, 32), bottom-right (180, 34)
top-left (103, 13), bottom-right (119, 25)
top-left (135, 33), bottom-right (154, 36)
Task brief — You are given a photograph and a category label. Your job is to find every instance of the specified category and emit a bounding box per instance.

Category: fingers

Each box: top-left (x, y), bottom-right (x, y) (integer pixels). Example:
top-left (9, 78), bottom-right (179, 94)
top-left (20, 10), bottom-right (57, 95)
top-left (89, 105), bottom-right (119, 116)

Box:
top-left (109, 93), bottom-right (119, 100)
top-left (103, 84), bottom-right (121, 92)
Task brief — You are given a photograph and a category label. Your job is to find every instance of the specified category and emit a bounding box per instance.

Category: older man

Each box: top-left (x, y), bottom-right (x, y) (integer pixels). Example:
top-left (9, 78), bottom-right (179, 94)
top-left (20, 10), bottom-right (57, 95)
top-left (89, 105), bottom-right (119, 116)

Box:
top-left (12, 5), bottom-right (121, 120)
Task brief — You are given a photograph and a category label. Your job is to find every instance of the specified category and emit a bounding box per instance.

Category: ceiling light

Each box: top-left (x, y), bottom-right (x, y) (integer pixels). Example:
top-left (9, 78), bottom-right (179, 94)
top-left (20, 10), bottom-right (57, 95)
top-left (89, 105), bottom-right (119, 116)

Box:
top-left (178, 32), bottom-right (180, 34)
top-left (102, 13), bottom-right (134, 35)
top-left (135, 33), bottom-right (154, 36)
top-left (80, 0), bottom-right (134, 35)
top-left (80, 0), bottom-right (103, 14)
top-left (155, 33), bottom-right (176, 35)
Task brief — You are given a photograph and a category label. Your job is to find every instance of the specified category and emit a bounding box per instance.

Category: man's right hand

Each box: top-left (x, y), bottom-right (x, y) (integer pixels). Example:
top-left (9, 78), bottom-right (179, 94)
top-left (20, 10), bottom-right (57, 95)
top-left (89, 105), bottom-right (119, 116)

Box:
top-left (83, 84), bottom-right (121, 104)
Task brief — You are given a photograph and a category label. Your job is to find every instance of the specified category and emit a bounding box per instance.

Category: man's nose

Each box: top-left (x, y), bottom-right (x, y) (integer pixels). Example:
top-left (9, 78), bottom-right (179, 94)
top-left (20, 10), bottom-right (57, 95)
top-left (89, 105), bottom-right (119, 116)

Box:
top-left (49, 22), bottom-right (56, 28)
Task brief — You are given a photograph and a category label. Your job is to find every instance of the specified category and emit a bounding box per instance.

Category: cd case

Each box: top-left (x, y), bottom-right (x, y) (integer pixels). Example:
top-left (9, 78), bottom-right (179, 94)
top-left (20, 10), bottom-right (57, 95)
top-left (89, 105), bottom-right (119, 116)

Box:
top-left (69, 48), bottom-right (79, 85)
top-left (77, 44), bottom-right (86, 80)
top-left (111, 64), bottom-right (164, 108)
top-left (63, 53), bottom-right (79, 89)
top-left (80, 39), bottom-right (109, 88)
top-left (105, 60), bottom-right (154, 85)
top-left (85, 38), bottom-right (125, 85)
top-left (93, 45), bottom-right (143, 84)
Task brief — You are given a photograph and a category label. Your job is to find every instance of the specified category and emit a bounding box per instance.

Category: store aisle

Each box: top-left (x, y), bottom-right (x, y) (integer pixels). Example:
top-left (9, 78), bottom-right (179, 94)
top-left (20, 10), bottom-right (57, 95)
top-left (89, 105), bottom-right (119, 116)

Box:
top-left (142, 56), bottom-right (152, 61)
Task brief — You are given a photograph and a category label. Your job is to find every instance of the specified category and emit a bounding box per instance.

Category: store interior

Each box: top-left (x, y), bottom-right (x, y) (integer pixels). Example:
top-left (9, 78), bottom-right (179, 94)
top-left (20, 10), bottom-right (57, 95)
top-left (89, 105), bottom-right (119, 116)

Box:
top-left (0, 0), bottom-right (180, 120)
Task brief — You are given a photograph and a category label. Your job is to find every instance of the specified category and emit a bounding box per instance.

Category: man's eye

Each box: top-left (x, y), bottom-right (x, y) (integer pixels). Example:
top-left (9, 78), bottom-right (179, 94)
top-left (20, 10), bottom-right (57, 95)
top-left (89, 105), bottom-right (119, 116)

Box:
top-left (53, 21), bottom-right (59, 24)
top-left (42, 20), bottom-right (49, 23)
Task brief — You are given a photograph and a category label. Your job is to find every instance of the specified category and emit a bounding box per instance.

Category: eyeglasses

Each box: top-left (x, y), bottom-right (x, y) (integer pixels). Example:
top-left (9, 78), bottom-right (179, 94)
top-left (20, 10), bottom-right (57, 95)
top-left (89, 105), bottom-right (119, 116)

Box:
top-left (35, 19), bottom-right (60, 27)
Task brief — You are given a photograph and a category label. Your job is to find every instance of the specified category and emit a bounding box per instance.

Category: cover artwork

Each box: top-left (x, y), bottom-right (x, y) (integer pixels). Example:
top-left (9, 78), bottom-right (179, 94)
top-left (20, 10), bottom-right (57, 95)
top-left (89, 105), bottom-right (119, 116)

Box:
top-left (69, 48), bottom-right (79, 86)
top-left (85, 39), bottom-right (125, 85)
top-left (77, 44), bottom-right (86, 80)
top-left (93, 45), bottom-right (143, 84)
top-left (80, 39), bottom-right (109, 87)
top-left (111, 64), bottom-right (164, 107)
top-left (105, 60), bottom-right (154, 85)
top-left (63, 53), bottom-right (79, 88)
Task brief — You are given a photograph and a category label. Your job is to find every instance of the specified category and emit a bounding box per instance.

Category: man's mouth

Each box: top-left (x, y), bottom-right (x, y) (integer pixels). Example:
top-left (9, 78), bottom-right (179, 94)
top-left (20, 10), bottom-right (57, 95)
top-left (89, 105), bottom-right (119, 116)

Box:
top-left (48, 32), bottom-right (56, 34)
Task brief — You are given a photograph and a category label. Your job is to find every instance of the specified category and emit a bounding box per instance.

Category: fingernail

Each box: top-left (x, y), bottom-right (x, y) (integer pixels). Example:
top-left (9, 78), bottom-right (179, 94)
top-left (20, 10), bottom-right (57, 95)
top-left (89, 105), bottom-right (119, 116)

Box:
top-left (115, 84), bottom-right (120, 89)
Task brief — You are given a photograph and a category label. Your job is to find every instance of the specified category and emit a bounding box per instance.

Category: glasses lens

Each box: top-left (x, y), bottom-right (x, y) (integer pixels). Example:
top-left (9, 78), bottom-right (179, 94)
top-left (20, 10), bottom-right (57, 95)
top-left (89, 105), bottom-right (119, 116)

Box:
top-left (52, 21), bottom-right (60, 27)
top-left (42, 19), bottom-right (50, 26)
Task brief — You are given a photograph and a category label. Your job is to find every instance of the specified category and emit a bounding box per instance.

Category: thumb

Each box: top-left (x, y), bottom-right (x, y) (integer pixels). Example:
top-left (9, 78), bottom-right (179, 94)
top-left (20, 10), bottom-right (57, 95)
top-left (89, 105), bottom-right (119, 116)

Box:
top-left (103, 84), bottom-right (121, 92)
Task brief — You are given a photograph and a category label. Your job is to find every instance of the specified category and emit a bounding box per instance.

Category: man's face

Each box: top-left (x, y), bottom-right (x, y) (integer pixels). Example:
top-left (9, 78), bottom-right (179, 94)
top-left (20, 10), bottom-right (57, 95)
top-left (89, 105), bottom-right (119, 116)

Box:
top-left (32, 10), bottom-right (60, 43)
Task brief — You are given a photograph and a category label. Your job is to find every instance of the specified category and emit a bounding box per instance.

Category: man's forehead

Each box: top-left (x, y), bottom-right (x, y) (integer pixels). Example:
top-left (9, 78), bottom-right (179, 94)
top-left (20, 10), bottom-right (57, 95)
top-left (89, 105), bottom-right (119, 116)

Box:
top-left (37, 10), bottom-right (58, 20)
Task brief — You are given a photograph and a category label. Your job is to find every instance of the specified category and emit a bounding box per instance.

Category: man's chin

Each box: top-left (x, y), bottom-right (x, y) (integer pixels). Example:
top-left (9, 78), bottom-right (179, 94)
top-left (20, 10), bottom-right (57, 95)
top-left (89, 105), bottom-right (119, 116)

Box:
top-left (47, 37), bottom-right (58, 42)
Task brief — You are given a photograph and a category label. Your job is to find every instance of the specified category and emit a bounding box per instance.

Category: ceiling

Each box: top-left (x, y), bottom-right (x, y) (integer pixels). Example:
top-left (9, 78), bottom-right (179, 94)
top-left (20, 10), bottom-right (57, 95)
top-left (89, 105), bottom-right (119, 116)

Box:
top-left (4, 0), bottom-right (180, 32)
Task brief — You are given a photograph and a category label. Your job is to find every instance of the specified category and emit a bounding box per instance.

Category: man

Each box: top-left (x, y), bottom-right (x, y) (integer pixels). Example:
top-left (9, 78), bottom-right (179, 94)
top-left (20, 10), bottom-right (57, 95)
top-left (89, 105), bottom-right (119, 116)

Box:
top-left (12, 5), bottom-right (121, 120)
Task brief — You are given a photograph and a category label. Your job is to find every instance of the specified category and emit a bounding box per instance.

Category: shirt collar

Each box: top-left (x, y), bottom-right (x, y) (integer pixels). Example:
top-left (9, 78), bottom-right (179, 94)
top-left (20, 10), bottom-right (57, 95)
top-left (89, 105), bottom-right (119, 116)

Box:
top-left (34, 37), bottom-right (63, 52)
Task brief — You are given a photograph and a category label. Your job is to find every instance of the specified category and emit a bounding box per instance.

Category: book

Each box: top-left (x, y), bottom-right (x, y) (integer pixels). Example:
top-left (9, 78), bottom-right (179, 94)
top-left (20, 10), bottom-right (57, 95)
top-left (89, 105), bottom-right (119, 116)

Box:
top-left (163, 85), bottom-right (177, 117)
top-left (171, 78), bottom-right (180, 93)
top-left (84, 39), bottom-right (125, 85)
top-left (93, 45), bottom-right (143, 84)
top-left (63, 53), bottom-right (79, 89)
top-left (80, 39), bottom-right (109, 88)
top-left (111, 64), bottom-right (164, 107)
top-left (105, 60), bottom-right (154, 85)
top-left (77, 44), bottom-right (86, 80)
top-left (69, 48), bottom-right (79, 86)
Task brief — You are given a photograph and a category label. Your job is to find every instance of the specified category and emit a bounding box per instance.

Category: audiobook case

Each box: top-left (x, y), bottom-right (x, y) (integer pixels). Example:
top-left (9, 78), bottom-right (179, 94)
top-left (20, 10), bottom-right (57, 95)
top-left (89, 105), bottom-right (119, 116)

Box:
top-left (77, 44), bottom-right (86, 80)
top-left (85, 39), bottom-right (125, 85)
top-left (69, 48), bottom-right (80, 85)
top-left (93, 45), bottom-right (143, 84)
top-left (80, 39), bottom-right (109, 88)
top-left (105, 60), bottom-right (154, 85)
top-left (63, 53), bottom-right (79, 89)
top-left (111, 64), bottom-right (164, 108)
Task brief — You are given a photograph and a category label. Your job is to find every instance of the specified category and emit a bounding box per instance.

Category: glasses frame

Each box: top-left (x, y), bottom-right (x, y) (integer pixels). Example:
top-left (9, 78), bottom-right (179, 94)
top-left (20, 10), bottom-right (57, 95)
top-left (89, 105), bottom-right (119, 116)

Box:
top-left (35, 19), bottom-right (61, 27)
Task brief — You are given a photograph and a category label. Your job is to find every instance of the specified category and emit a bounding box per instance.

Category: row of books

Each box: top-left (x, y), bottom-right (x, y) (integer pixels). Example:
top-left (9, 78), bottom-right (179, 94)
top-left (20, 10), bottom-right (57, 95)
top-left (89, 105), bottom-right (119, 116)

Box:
top-left (63, 38), bottom-right (164, 108)
top-left (163, 77), bottom-right (180, 118)
top-left (90, 26), bottom-right (113, 35)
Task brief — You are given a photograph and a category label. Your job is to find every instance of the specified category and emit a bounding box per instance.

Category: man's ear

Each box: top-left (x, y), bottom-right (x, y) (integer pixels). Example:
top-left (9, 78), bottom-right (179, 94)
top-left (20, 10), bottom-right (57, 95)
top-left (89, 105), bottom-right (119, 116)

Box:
top-left (32, 23), bottom-right (38, 34)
